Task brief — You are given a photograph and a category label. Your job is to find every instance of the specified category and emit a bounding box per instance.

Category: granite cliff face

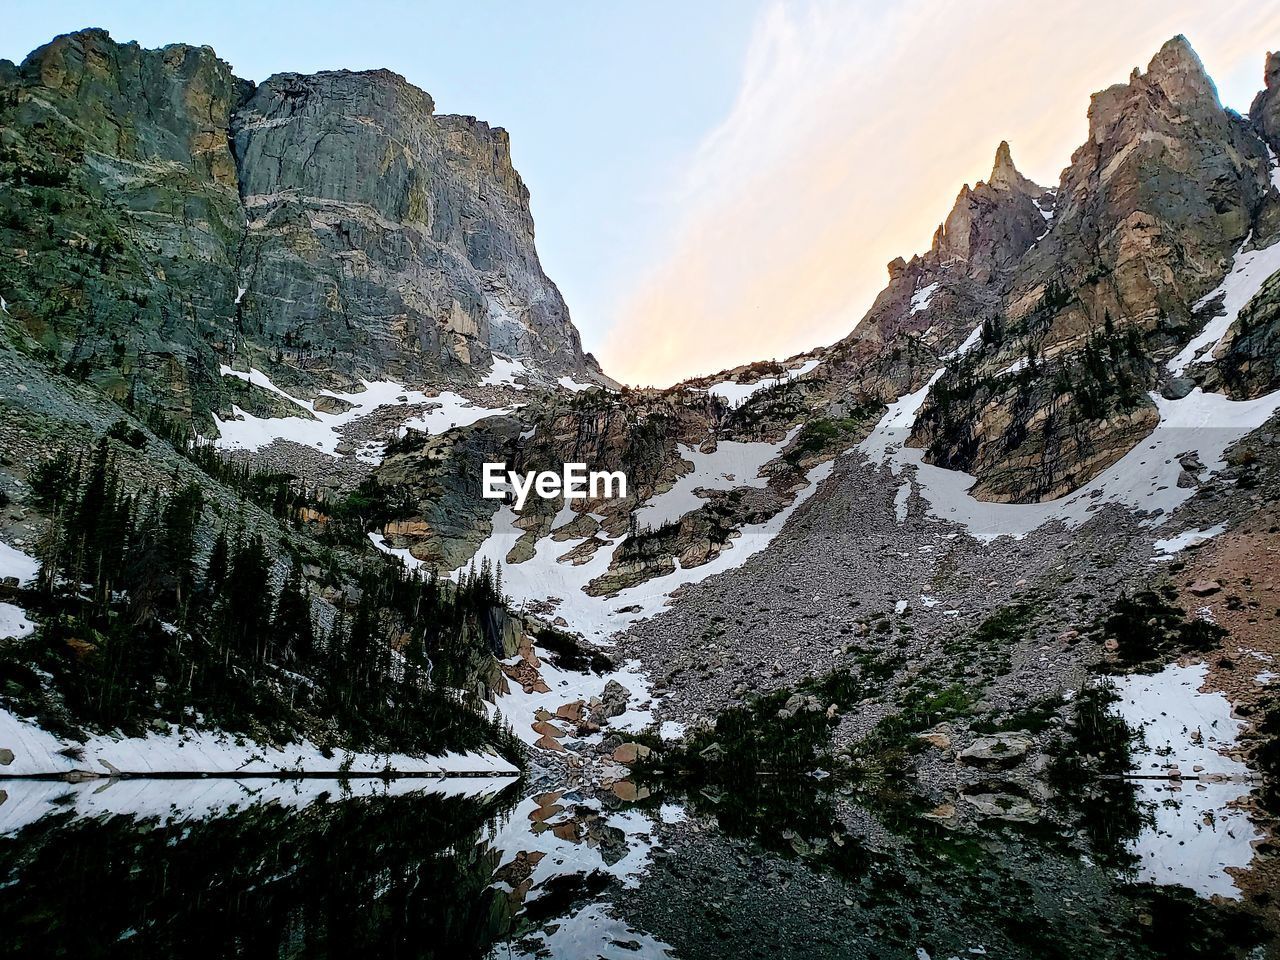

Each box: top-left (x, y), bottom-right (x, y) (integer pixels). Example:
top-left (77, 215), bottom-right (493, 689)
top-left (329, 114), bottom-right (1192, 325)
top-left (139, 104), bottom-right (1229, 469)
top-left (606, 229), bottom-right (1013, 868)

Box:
top-left (0, 29), bottom-right (606, 427)
top-left (833, 140), bottom-right (1051, 364)
top-left (231, 68), bottom-right (596, 382)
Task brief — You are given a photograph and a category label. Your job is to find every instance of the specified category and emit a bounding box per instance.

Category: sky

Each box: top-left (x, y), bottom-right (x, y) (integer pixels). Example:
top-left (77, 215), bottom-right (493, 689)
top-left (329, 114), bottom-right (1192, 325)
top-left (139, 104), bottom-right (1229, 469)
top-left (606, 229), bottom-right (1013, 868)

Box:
top-left (5, 2), bottom-right (1280, 386)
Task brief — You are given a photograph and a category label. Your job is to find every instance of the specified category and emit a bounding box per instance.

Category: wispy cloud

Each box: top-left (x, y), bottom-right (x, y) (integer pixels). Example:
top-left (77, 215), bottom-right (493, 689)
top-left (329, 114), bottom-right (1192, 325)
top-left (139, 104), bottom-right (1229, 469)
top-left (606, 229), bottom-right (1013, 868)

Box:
top-left (601, 0), bottom-right (1280, 386)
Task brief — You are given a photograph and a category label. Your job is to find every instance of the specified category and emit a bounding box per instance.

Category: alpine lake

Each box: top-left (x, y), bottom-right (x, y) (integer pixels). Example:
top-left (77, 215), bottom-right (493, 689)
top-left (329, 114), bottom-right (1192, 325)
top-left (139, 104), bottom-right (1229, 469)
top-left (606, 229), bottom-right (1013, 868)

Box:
top-left (0, 763), bottom-right (1272, 960)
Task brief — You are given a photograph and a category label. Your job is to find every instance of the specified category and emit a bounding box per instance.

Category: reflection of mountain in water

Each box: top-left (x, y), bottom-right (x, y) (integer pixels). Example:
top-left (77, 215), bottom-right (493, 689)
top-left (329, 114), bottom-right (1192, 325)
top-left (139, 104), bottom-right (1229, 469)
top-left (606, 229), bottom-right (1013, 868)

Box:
top-left (0, 773), bottom-right (1269, 960)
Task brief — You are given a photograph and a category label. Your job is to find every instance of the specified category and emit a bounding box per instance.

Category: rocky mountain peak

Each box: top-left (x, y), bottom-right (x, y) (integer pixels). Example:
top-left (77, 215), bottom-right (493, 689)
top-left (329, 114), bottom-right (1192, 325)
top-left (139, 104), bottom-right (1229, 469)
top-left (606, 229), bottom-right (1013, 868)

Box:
top-left (1050, 35), bottom-right (1266, 302)
top-left (927, 145), bottom-right (1047, 279)
top-left (0, 30), bottom-right (610, 422)
top-left (1086, 34), bottom-right (1224, 152)
top-left (1144, 34), bottom-right (1216, 99)
top-left (987, 140), bottom-right (1038, 195)
top-left (14, 28), bottom-right (249, 180)
top-left (909, 37), bottom-right (1275, 505)
top-left (1251, 50), bottom-right (1280, 150)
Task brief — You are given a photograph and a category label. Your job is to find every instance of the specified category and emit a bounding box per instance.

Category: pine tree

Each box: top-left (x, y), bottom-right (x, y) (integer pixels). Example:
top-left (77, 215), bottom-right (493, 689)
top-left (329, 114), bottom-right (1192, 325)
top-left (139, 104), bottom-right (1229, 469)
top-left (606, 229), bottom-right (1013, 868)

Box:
top-left (224, 534), bottom-right (273, 660)
top-left (273, 559), bottom-right (315, 663)
top-left (205, 527), bottom-right (230, 593)
top-left (160, 481), bottom-right (204, 615)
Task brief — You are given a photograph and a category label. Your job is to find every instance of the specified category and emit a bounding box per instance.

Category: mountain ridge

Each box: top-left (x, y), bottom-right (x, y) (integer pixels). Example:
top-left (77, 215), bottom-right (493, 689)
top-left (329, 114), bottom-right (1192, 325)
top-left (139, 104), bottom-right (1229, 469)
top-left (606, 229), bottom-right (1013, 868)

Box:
top-left (3, 34), bottom-right (1280, 863)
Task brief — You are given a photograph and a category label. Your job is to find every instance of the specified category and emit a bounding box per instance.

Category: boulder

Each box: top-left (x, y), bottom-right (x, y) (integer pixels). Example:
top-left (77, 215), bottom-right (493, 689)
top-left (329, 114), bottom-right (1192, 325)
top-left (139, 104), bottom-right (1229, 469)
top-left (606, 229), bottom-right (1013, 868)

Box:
top-left (591, 679), bottom-right (631, 722)
top-left (776, 693), bottom-right (822, 720)
top-left (957, 733), bottom-right (1032, 767)
top-left (1188, 579), bottom-right (1222, 596)
top-left (1161, 377), bottom-right (1196, 400)
top-left (313, 395), bottom-right (355, 415)
top-left (917, 731), bottom-right (952, 750)
top-left (611, 742), bottom-right (652, 765)
top-left (961, 792), bottom-right (1040, 822)
top-left (555, 701), bottom-right (585, 723)
top-left (531, 720), bottom-right (565, 738)
top-left (611, 780), bottom-right (651, 802)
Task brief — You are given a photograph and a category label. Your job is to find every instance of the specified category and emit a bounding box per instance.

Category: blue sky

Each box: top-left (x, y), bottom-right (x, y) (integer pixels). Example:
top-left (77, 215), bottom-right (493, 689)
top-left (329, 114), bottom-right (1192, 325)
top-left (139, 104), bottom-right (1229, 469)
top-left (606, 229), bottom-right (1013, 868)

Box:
top-left (5, 3), bottom-right (1280, 385)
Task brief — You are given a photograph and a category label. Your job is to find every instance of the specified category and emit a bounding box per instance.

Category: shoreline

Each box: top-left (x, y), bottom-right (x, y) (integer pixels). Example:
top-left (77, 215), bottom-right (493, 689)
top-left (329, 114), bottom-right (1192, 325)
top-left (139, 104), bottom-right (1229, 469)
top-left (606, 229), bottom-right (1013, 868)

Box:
top-left (1, 706), bottom-right (520, 781)
top-left (0, 769), bottom-right (520, 781)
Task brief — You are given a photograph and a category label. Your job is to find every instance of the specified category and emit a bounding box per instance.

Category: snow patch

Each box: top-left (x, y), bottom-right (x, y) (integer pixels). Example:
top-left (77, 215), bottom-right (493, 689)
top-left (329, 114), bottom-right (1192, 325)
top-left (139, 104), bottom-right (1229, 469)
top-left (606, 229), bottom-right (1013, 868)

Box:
top-left (659, 720), bottom-right (686, 741)
top-left (483, 794), bottom-right (681, 958)
top-left (481, 354), bottom-right (528, 390)
top-left (909, 282), bottom-right (940, 315)
top-left (456, 460), bottom-right (833, 644)
top-left (635, 431), bottom-right (792, 529)
top-left (490, 653), bottom-right (656, 748)
top-left (1126, 780), bottom-right (1260, 900)
top-left (212, 366), bottom-right (512, 461)
top-left (1169, 234), bottom-right (1280, 377)
top-left (1110, 662), bottom-right (1260, 899)
top-left (1152, 524), bottom-right (1227, 555)
top-left (943, 322), bottom-right (985, 360)
top-left (0, 706), bottom-right (517, 779)
top-left (0, 774), bottom-right (511, 837)
top-left (865, 384), bottom-right (1280, 542)
top-left (557, 375), bottom-right (595, 392)
top-left (1111, 662), bottom-right (1246, 777)
top-left (1000, 355), bottom-right (1029, 377)
top-left (367, 531), bottom-right (427, 571)
top-left (0, 602), bottom-right (34, 639)
top-left (704, 358), bottom-right (821, 407)
top-left (0, 541), bottom-right (39, 585)
top-left (893, 482), bottom-right (910, 522)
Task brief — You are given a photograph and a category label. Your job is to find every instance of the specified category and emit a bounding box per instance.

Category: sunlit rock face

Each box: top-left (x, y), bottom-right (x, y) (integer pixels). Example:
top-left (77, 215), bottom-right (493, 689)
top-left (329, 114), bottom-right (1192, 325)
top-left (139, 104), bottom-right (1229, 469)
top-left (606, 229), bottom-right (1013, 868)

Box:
top-left (909, 37), bottom-right (1278, 503)
top-left (0, 29), bottom-right (607, 425)
top-left (1251, 50), bottom-right (1280, 153)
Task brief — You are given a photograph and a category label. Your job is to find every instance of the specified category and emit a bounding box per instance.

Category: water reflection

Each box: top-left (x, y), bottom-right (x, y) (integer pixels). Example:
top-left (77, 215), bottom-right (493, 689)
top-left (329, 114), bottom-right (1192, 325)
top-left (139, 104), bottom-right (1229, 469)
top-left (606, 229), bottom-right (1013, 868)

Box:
top-left (0, 772), bottom-right (1271, 960)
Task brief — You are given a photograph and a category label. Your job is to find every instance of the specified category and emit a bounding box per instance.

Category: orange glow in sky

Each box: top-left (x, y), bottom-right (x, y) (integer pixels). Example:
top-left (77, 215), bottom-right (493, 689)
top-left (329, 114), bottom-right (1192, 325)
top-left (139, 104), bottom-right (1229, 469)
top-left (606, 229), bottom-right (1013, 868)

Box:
top-left (601, 0), bottom-right (1280, 386)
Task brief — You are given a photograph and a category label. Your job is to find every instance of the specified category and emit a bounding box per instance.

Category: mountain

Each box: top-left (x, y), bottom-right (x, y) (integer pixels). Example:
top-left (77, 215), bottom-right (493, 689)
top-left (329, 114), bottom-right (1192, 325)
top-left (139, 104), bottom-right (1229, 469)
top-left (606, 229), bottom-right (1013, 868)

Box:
top-left (0, 28), bottom-right (608, 428)
top-left (0, 28), bottom-right (631, 774)
top-left (328, 35), bottom-right (1280, 859)
top-left (361, 38), bottom-right (1280, 620)
top-left (3, 28), bottom-right (1280, 901)
top-left (911, 36), bottom-right (1277, 501)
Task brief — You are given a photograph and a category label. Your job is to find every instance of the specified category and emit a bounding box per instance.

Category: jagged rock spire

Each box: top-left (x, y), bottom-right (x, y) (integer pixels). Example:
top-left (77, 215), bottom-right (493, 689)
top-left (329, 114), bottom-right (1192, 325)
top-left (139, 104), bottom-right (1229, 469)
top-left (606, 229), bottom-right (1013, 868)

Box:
top-left (988, 140), bottom-right (1040, 195)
